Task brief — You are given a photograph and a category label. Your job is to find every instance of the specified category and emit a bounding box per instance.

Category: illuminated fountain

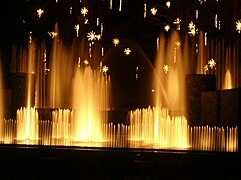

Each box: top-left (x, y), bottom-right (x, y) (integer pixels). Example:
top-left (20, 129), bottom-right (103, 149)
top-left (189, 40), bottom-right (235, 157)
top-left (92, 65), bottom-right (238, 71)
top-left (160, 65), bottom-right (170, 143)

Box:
top-left (127, 29), bottom-right (239, 152)
top-left (128, 107), bottom-right (189, 149)
top-left (0, 12), bottom-right (239, 153)
top-left (0, 28), bottom-right (239, 152)
top-left (0, 2), bottom-right (240, 179)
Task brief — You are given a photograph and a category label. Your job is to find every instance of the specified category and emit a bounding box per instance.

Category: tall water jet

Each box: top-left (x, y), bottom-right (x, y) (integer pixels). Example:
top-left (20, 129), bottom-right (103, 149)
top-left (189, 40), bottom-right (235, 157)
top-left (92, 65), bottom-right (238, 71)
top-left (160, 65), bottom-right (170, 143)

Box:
top-left (196, 31), bottom-right (207, 74)
top-left (14, 35), bottom-right (38, 143)
top-left (72, 65), bottom-right (110, 143)
top-left (48, 23), bottom-right (74, 108)
top-left (0, 61), bottom-right (4, 141)
top-left (153, 30), bottom-right (186, 113)
top-left (152, 33), bottom-right (169, 108)
top-left (223, 69), bottom-right (232, 89)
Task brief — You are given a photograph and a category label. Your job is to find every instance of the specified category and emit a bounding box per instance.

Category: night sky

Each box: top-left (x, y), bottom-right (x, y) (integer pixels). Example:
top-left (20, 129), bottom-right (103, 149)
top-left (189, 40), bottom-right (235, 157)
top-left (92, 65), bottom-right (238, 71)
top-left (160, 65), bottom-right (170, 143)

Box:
top-left (1, 0), bottom-right (240, 53)
top-left (0, 0), bottom-right (241, 88)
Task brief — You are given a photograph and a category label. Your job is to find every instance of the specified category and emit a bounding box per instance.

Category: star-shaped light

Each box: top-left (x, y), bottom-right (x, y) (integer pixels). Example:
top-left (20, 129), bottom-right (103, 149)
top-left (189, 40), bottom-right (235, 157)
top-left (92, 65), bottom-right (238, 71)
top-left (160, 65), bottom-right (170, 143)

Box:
top-left (175, 41), bottom-right (181, 49)
top-left (102, 65), bottom-right (109, 73)
top-left (112, 38), bottom-right (120, 47)
top-left (188, 21), bottom-right (195, 30)
top-left (236, 19), bottom-right (241, 33)
top-left (37, 8), bottom-right (44, 18)
top-left (74, 24), bottom-right (79, 37)
top-left (163, 65), bottom-right (169, 74)
top-left (173, 18), bottom-right (181, 30)
top-left (164, 25), bottom-right (170, 32)
top-left (208, 58), bottom-right (216, 69)
top-left (124, 48), bottom-right (131, 55)
top-left (81, 7), bottom-right (88, 17)
top-left (150, 7), bottom-right (157, 15)
top-left (188, 21), bottom-right (198, 36)
top-left (48, 31), bottom-right (58, 38)
top-left (87, 31), bottom-right (96, 41)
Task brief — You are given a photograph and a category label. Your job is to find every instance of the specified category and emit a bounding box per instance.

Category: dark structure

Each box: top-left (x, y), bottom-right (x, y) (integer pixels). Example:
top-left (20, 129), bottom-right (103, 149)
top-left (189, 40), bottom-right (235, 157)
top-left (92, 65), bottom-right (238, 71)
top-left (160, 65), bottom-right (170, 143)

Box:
top-left (201, 90), bottom-right (221, 126)
top-left (201, 88), bottom-right (241, 127)
top-left (201, 88), bottom-right (241, 153)
top-left (185, 74), bottom-right (216, 126)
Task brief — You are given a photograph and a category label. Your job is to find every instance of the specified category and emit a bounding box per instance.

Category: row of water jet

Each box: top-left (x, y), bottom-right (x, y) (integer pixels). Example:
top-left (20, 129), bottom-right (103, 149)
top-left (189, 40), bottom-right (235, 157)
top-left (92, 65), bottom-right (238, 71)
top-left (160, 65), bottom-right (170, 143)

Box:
top-left (0, 107), bottom-right (238, 152)
top-left (128, 106), bottom-right (238, 152)
top-left (15, 107), bottom-right (39, 143)
top-left (190, 126), bottom-right (238, 152)
top-left (128, 106), bottom-right (189, 149)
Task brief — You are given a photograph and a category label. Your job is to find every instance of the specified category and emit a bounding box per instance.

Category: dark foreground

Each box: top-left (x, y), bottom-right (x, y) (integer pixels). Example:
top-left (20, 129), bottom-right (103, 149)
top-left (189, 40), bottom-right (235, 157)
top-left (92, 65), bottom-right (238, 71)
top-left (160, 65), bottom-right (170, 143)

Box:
top-left (0, 144), bottom-right (240, 180)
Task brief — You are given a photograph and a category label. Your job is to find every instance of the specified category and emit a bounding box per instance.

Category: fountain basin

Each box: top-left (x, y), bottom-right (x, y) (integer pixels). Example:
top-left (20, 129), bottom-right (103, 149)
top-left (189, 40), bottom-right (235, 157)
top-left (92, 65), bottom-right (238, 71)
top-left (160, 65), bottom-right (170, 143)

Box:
top-left (0, 144), bottom-right (239, 179)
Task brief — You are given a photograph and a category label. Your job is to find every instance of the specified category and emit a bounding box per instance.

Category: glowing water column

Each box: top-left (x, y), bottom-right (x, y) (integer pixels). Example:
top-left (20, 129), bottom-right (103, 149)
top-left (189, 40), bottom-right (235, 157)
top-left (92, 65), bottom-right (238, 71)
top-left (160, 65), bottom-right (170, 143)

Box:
top-left (16, 107), bottom-right (39, 143)
top-left (72, 66), bottom-right (110, 144)
top-left (129, 106), bottom-right (189, 149)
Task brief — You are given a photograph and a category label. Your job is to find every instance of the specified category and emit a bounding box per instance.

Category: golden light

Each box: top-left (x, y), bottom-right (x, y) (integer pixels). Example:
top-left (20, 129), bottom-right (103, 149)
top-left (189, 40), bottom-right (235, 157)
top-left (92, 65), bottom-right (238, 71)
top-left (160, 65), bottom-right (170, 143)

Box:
top-left (85, 19), bottom-right (89, 24)
top-left (124, 48), bottom-right (131, 55)
top-left (37, 8), bottom-right (44, 18)
top-left (81, 7), bottom-right (88, 17)
top-left (175, 41), bottom-right (181, 49)
top-left (166, 1), bottom-right (171, 8)
top-left (48, 31), bottom-right (58, 38)
top-left (188, 21), bottom-right (195, 30)
top-left (84, 60), bottom-right (89, 65)
top-left (163, 64), bottom-right (169, 74)
top-left (173, 18), bottom-right (181, 30)
top-left (95, 34), bottom-right (101, 40)
top-left (150, 7), bottom-right (157, 16)
top-left (144, 4), bottom-right (147, 18)
top-left (164, 25), bottom-right (170, 32)
top-left (74, 24), bottom-right (79, 37)
top-left (236, 19), bottom-right (241, 33)
top-left (112, 38), bottom-right (120, 47)
top-left (119, 0), bottom-right (122, 11)
top-left (70, 7), bottom-right (73, 14)
top-left (87, 31), bottom-right (96, 41)
top-left (188, 21), bottom-right (198, 36)
top-left (204, 65), bottom-right (209, 74)
top-left (29, 32), bottom-right (32, 43)
top-left (208, 58), bottom-right (216, 69)
top-left (102, 65), bottom-right (109, 73)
